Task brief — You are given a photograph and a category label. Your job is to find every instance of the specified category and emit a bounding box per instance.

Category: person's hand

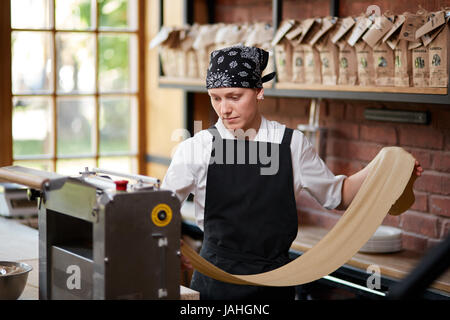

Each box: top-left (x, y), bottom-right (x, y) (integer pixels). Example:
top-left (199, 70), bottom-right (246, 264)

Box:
top-left (414, 160), bottom-right (423, 177)
top-left (180, 239), bottom-right (193, 271)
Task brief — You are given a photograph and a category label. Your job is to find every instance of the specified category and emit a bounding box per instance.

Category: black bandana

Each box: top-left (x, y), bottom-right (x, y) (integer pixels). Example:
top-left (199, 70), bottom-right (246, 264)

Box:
top-left (206, 45), bottom-right (276, 89)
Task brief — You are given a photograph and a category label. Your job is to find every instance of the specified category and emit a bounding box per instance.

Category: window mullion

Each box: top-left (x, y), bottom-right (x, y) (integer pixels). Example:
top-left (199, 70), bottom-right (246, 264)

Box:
top-left (51, 0), bottom-right (57, 171)
top-left (94, 0), bottom-right (100, 168)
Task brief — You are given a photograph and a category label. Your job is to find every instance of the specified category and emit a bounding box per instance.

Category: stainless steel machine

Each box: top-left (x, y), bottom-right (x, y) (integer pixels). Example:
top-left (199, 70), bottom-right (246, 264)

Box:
top-left (0, 166), bottom-right (181, 300)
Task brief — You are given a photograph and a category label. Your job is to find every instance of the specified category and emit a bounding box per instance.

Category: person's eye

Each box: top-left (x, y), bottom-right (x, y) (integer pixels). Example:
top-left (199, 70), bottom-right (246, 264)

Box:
top-left (231, 96), bottom-right (239, 101)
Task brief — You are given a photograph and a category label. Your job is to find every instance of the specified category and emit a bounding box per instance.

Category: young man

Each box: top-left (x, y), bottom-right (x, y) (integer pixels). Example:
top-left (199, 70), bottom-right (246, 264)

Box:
top-left (162, 45), bottom-right (423, 300)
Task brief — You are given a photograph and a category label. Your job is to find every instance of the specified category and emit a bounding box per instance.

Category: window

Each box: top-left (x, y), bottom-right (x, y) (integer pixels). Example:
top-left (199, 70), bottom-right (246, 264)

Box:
top-left (9, 0), bottom-right (143, 175)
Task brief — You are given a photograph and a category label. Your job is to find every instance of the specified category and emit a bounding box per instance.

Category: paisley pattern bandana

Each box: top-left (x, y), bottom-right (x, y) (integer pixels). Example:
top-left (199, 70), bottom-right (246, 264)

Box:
top-left (206, 45), bottom-right (276, 89)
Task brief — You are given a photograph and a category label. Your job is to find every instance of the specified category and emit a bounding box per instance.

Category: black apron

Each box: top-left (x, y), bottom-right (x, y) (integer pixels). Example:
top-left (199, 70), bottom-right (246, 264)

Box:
top-left (190, 125), bottom-right (298, 300)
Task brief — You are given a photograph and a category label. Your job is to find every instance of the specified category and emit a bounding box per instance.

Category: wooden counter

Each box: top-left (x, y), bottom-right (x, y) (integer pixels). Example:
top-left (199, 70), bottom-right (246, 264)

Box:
top-left (0, 217), bottom-right (199, 300)
top-left (292, 224), bottom-right (450, 294)
top-left (180, 202), bottom-right (449, 295)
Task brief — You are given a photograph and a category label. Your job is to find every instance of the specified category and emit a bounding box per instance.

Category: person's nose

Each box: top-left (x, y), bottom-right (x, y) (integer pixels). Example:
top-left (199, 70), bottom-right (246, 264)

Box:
top-left (220, 100), bottom-right (232, 116)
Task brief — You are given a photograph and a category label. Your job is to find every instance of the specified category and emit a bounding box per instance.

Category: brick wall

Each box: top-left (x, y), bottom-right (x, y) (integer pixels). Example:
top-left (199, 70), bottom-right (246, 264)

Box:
top-left (206, 0), bottom-right (450, 253)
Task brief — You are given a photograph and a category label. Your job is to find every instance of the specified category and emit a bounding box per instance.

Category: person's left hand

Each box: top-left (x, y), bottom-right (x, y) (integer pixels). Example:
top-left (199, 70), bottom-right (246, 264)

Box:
top-left (414, 160), bottom-right (423, 177)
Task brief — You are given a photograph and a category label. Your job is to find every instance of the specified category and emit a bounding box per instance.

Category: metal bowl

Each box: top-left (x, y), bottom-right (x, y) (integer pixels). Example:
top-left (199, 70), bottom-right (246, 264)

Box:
top-left (0, 261), bottom-right (33, 300)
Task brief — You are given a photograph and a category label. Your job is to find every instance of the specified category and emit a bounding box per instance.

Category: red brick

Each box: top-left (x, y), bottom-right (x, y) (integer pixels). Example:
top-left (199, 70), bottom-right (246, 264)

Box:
top-left (278, 98), bottom-right (309, 118)
top-left (401, 211), bottom-right (439, 238)
top-left (430, 195), bottom-right (450, 218)
top-left (326, 139), bottom-right (382, 162)
top-left (327, 122), bottom-right (359, 140)
top-left (258, 97), bottom-right (278, 115)
top-left (401, 232), bottom-right (428, 253)
top-left (324, 100), bottom-right (346, 121)
top-left (445, 130), bottom-right (450, 151)
top-left (410, 192), bottom-right (428, 213)
top-left (434, 107), bottom-right (450, 130)
top-left (297, 191), bottom-right (325, 212)
top-left (282, 0), bottom-right (330, 19)
top-left (360, 124), bottom-right (397, 145)
top-left (402, 147), bottom-right (432, 170)
top-left (433, 151), bottom-right (450, 173)
top-left (382, 214), bottom-right (401, 228)
top-left (249, 2), bottom-right (272, 22)
top-left (299, 209), bottom-right (339, 229)
top-left (325, 157), bottom-right (365, 176)
top-left (441, 219), bottom-right (450, 238)
top-left (398, 126), bottom-right (444, 150)
top-left (344, 102), bottom-right (366, 122)
top-left (414, 171), bottom-right (450, 196)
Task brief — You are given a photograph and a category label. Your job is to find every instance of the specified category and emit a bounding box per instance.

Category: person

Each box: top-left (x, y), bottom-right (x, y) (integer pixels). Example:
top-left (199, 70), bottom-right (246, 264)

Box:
top-left (161, 45), bottom-right (423, 300)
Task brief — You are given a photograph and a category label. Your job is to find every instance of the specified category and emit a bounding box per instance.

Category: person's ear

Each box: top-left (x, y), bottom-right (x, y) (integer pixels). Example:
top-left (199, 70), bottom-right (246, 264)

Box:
top-left (256, 88), bottom-right (264, 100)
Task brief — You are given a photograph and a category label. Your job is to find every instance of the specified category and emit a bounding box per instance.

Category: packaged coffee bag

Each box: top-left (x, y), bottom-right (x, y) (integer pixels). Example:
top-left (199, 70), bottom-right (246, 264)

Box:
top-left (329, 16), bottom-right (357, 85)
top-left (411, 42), bottom-right (430, 87)
top-left (372, 40), bottom-right (395, 86)
top-left (286, 21), bottom-right (306, 83)
top-left (426, 12), bottom-right (449, 87)
top-left (383, 15), bottom-right (411, 86)
top-left (271, 20), bottom-right (296, 82)
top-left (349, 15), bottom-right (374, 85)
top-left (337, 31), bottom-right (358, 85)
top-left (314, 17), bottom-right (339, 85)
top-left (300, 18), bottom-right (324, 84)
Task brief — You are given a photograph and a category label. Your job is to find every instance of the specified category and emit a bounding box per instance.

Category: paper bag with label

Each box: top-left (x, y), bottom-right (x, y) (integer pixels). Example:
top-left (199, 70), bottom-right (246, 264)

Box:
top-left (372, 40), bottom-right (395, 86)
top-left (382, 15), bottom-right (411, 86)
top-left (331, 17), bottom-right (357, 85)
top-left (427, 13), bottom-right (449, 88)
top-left (272, 20), bottom-right (296, 82)
top-left (285, 21), bottom-right (306, 83)
top-left (399, 13), bottom-right (426, 42)
top-left (161, 29), bottom-right (182, 77)
top-left (337, 31), bottom-right (358, 85)
top-left (409, 12), bottom-right (447, 88)
top-left (354, 40), bottom-right (374, 86)
top-left (247, 23), bottom-right (276, 86)
top-left (411, 42), bottom-right (430, 87)
top-left (193, 24), bottom-right (221, 80)
top-left (300, 18), bottom-right (324, 84)
top-left (314, 17), bottom-right (339, 85)
top-left (347, 15), bottom-right (374, 86)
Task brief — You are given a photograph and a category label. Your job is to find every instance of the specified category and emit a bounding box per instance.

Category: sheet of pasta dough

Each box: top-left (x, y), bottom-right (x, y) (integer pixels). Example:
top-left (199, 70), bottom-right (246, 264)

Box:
top-left (181, 147), bottom-right (416, 286)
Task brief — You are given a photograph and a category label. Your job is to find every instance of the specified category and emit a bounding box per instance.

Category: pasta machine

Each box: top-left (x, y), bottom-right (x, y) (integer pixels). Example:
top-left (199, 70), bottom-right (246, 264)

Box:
top-left (0, 165), bottom-right (181, 299)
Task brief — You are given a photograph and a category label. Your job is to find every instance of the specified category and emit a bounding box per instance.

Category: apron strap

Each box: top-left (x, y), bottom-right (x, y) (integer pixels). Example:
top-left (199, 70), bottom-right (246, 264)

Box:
top-left (281, 127), bottom-right (294, 145)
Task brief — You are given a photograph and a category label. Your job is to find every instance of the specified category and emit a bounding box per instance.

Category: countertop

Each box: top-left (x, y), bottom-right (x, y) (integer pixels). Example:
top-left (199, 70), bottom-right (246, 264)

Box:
top-left (0, 216), bottom-right (199, 300)
top-left (180, 201), bottom-right (450, 294)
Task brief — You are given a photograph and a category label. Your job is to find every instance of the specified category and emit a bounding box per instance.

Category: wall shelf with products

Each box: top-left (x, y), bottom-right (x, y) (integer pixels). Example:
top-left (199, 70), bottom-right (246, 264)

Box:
top-left (157, 0), bottom-right (450, 105)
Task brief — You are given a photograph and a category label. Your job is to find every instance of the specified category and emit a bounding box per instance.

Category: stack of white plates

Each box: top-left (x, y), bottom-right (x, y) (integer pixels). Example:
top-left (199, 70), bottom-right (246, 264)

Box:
top-left (359, 225), bottom-right (402, 253)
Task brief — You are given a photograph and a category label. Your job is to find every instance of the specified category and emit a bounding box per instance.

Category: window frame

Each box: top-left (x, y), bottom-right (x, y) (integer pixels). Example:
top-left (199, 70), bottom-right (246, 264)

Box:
top-left (1, 0), bottom-right (146, 175)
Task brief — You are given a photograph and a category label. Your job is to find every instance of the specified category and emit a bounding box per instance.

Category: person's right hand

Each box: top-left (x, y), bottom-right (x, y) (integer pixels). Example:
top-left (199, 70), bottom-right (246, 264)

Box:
top-left (180, 240), bottom-right (193, 271)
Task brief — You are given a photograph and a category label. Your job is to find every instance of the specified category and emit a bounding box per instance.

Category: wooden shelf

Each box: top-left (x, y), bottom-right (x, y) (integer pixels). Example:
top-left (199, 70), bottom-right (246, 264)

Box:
top-left (159, 76), bottom-right (450, 104)
top-left (276, 82), bottom-right (447, 95)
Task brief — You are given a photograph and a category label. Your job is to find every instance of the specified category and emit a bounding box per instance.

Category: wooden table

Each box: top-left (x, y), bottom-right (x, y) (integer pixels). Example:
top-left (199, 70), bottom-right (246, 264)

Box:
top-left (292, 224), bottom-right (450, 294)
top-left (0, 217), bottom-right (199, 300)
top-left (180, 201), bottom-right (449, 296)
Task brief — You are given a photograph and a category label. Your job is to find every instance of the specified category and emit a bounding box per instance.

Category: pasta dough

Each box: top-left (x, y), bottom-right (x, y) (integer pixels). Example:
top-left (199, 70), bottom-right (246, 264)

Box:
top-left (181, 147), bottom-right (416, 286)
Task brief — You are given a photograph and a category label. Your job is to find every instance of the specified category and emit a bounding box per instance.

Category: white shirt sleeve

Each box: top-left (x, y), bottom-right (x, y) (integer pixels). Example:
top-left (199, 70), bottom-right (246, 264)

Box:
top-left (292, 130), bottom-right (346, 210)
top-left (161, 139), bottom-right (196, 204)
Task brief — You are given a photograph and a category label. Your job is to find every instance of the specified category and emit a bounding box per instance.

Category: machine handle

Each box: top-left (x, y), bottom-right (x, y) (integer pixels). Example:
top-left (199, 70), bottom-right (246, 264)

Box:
top-left (92, 168), bottom-right (160, 186)
top-left (0, 166), bottom-right (67, 190)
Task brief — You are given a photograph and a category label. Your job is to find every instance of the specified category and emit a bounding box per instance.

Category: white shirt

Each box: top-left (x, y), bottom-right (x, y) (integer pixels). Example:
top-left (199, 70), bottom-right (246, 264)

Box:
top-left (162, 116), bottom-right (346, 231)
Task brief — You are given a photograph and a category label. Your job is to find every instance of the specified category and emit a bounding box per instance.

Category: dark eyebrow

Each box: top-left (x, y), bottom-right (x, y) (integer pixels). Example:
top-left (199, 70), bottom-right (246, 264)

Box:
top-left (225, 92), bottom-right (243, 97)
